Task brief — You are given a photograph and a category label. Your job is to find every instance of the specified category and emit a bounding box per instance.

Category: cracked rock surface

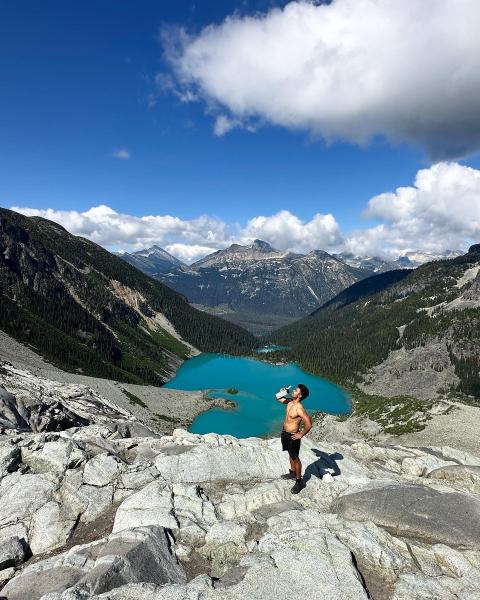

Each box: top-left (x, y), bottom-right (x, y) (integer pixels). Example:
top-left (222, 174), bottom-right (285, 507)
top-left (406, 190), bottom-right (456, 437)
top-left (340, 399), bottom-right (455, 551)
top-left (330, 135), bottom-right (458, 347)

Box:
top-left (1, 373), bottom-right (480, 598)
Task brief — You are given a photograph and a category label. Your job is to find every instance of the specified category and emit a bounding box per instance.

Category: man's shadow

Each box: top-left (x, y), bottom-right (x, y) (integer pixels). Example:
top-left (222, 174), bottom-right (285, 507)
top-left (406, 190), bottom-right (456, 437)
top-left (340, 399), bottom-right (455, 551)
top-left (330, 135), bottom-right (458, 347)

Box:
top-left (303, 449), bottom-right (343, 483)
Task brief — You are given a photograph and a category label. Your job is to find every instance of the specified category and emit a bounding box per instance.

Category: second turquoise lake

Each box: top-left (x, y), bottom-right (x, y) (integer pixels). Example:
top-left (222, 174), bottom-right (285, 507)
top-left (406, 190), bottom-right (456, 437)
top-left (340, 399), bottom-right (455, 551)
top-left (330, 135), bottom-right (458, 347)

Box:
top-left (164, 353), bottom-right (350, 438)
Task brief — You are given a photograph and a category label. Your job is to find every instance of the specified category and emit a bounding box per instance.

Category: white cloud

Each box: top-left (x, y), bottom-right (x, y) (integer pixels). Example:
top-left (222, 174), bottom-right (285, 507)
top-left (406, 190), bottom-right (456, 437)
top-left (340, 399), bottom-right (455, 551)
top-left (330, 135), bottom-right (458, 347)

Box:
top-left (10, 162), bottom-right (480, 262)
top-left (112, 148), bottom-right (131, 160)
top-left (165, 243), bottom-right (217, 263)
top-left (346, 162), bottom-right (480, 257)
top-left (11, 205), bottom-right (231, 261)
top-left (213, 115), bottom-right (238, 137)
top-left (240, 209), bottom-right (343, 253)
top-left (167, 0), bottom-right (480, 159)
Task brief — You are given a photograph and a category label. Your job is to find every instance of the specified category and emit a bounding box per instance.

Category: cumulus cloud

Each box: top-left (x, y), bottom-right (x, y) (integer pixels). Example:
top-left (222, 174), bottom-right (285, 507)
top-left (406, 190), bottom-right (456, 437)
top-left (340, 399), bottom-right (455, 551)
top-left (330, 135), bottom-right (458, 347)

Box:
top-left (112, 148), bottom-right (131, 160)
top-left (165, 243), bottom-right (217, 263)
top-left (240, 209), bottom-right (343, 252)
top-left (11, 162), bottom-right (480, 262)
top-left (166, 0), bottom-right (480, 159)
top-left (346, 162), bottom-right (480, 257)
top-left (11, 205), bottom-right (231, 260)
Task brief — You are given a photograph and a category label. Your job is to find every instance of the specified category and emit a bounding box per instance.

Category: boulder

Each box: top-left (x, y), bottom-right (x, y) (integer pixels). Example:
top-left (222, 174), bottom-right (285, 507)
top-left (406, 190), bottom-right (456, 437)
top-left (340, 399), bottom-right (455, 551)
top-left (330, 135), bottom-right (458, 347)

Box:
top-left (214, 510), bottom-right (369, 600)
top-left (200, 522), bottom-right (248, 577)
top-left (77, 484), bottom-right (114, 522)
top-left (120, 466), bottom-right (159, 490)
top-left (83, 454), bottom-right (122, 487)
top-left (29, 501), bottom-right (78, 554)
top-left (427, 464), bottom-right (480, 490)
top-left (0, 442), bottom-right (20, 479)
top-left (0, 566), bottom-right (16, 586)
top-left (0, 536), bottom-right (27, 570)
top-left (154, 437), bottom-right (286, 483)
top-left (1, 526), bottom-right (186, 600)
top-left (335, 484), bottom-right (480, 549)
top-left (0, 385), bottom-right (29, 430)
top-left (329, 518), bottom-right (414, 600)
top-left (113, 481), bottom-right (177, 533)
top-left (21, 439), bottom-right (85, 474)
top-left (0, 472), bottom-right (55, 543)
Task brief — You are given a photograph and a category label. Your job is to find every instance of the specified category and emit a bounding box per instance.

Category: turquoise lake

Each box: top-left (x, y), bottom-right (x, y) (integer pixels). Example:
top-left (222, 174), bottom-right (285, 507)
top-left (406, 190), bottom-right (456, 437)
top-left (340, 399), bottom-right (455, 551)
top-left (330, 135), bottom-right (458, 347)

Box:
top-left (164, 353), bottom-right (350, 438)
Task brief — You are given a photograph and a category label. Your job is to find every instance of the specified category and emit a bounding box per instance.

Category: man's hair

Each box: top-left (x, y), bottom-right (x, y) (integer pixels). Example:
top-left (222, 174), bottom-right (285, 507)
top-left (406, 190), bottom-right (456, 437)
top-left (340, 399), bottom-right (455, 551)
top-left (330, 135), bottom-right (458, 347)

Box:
top-left (298, 384), bottom-right (309, 400)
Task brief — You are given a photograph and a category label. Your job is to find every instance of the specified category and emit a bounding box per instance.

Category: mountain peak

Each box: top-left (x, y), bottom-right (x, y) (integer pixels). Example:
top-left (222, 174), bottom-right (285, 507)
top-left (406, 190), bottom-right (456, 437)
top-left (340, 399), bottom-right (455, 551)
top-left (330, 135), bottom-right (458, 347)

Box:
top-left (192, 240), bottom-right (280, 268)
top-left (252, 239), bottom-right (276, 252)
top-left (133, 245), bottom-right (182, 264)
top-left (467, 243), bottom-right (480, 257)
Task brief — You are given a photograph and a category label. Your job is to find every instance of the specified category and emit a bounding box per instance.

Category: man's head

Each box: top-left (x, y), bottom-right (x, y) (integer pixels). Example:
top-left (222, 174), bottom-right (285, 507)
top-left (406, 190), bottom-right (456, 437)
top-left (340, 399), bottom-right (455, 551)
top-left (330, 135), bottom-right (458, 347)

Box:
top-left (292, 384), bottom-right (309, 401)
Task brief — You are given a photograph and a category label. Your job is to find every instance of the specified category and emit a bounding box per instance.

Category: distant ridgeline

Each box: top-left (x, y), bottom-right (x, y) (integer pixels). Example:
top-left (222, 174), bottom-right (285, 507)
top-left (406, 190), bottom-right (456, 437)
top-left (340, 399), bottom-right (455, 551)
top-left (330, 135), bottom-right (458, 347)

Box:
top-left (270, 246), bottom-right (480, 399)
top-left (132, 240), bottom-right (378, 334)
top-left (0, 208), bottom-right (257, 384)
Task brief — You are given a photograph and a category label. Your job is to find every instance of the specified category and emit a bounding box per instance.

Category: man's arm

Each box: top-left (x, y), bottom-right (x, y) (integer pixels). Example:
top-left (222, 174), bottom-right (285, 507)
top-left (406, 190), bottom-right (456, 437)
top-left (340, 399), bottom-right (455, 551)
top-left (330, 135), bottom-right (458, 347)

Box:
top-left (276, 395), bottom-right (291, 404)
top-left (291, 406), bottom-right (312, 439)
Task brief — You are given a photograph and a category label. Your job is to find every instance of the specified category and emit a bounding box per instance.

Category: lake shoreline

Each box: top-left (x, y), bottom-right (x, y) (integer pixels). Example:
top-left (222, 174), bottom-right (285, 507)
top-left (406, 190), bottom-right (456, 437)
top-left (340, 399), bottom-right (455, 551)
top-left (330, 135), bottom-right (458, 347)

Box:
top-left (168, 351), bottom-right (350, 438)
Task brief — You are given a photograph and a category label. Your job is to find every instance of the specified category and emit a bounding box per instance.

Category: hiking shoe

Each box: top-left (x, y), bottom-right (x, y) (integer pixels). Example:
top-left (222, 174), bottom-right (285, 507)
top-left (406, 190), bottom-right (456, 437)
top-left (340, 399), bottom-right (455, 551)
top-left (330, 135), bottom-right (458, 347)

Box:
top-left (281, 471), bottom-right (295, 480)
top-left (291, 479), bottom-right (306, 494)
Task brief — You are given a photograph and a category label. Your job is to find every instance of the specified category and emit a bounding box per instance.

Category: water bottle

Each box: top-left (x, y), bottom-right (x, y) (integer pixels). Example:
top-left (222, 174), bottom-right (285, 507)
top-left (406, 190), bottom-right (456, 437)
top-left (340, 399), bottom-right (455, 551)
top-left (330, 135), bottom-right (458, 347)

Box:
top-left (275, 385), bottom-right (291, 400)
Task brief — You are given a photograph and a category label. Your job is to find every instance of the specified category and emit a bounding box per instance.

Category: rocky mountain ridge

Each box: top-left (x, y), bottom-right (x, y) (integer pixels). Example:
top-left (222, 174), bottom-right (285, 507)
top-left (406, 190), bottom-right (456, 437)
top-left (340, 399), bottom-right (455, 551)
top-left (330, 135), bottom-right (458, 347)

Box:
top-left (116, 245), bottom-right (185, 276)
top-left (1, 363), bottom-right (480, 599)
top-left (120, 240), bottom-right (461, 334)
top-left (335, 249), bottom-right (462, 272)
top-left (0, 208), bottom-right (256, 385)
top-left (269, 245), bottom-right (480, 433)
top-left (155, 240), bottom-right (371, 333)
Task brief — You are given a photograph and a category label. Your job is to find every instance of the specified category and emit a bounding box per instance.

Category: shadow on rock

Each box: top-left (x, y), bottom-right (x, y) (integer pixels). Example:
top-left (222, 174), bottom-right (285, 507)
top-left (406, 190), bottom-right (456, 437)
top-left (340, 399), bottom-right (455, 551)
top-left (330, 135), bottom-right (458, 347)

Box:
top-left (304, 449), bottom-right (343, 484)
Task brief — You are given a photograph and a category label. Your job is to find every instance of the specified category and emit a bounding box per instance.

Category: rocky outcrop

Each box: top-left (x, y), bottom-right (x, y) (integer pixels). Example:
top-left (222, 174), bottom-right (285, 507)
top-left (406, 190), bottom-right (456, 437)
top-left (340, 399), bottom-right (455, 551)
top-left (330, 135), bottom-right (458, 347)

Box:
top-left (1, 364), bottom-right (480, 599)
top-left (2, 526), bottom-right (185, 600)
top-left (334, 484), bottom-right (480, 548)
top-left (1, 422), bottom-right (480, 599)
top-left (0, 362), bottom-right (147, 434)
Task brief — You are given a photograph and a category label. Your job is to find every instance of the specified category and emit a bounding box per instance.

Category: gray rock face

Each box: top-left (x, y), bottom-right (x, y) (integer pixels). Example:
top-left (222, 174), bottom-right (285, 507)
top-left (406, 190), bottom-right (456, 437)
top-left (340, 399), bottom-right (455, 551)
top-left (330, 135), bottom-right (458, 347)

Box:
top-left (0, 441), bottom-right (20, 478)
top-left (0, 385), bottom-right (29, 430)
top-left (335, 484), bottom-right (480, 549)
top-left (427, 464), bottom-right (480, 487)
top-left (83, 454), bottom-right (121, 487)
top-left (2, 366), bottom-right (480, 600)
top-left (0, 472), bottom-right (55, 540)
top-left (154, 433), bottom-right (287, 483)
top-left (2, 526), bottom-right (185, 600)
top-left (0, 364), bottom-right (137, 434)
top-left (0, 536), bottom-right (27, 570)
top-left (22, 440), bottom-right (86, 474)
top-left (29, 501), bottom-right (78, 554)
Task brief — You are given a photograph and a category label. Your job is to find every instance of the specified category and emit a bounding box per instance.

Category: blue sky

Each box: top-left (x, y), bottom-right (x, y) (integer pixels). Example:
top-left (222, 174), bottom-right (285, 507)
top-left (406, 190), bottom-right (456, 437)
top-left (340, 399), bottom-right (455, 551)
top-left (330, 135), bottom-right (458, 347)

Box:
top-left (1, 1), bottom-right (480, 261)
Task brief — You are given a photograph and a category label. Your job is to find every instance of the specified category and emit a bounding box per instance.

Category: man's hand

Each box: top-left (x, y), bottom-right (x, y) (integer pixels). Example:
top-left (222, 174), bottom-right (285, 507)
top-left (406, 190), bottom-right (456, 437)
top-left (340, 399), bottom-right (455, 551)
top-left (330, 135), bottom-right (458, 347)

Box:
top-left (291, 431), bottom-right (303, 440)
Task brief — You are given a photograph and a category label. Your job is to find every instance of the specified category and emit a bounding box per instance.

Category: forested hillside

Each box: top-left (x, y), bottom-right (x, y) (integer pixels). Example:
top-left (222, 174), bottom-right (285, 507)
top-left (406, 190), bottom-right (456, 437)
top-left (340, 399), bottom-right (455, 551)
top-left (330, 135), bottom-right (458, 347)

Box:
top-left (0, 208), bottom-right (257, 384)
top-left (270, 246), bottom-right (480, 399)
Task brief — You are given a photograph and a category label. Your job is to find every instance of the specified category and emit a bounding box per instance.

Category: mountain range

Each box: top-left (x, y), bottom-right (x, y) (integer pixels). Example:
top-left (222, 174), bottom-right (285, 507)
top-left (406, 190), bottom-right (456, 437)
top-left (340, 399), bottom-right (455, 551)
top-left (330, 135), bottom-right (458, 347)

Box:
top-left (335, 250), bottom-right (462, 272)
top-left (120, 241), bottom-right (370, 333)
top-left (119, 242), bottom-right (461, 334)
top-left (0, 208), bottom-right (256, 385)
top-left (270, 244), bottom-right (480, 401)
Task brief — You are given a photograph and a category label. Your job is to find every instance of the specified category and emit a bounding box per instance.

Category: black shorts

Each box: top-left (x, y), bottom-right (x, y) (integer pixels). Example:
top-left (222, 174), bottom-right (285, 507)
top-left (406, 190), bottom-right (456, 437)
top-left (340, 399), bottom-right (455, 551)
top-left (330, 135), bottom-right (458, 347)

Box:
top-left (281, 429), bottom-right (301, 459)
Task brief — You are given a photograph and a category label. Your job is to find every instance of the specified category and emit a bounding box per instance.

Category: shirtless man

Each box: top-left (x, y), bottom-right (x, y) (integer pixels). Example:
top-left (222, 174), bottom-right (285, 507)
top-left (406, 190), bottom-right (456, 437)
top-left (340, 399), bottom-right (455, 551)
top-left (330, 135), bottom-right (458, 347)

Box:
top-left (276, 384), bottom-right (312, 494)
